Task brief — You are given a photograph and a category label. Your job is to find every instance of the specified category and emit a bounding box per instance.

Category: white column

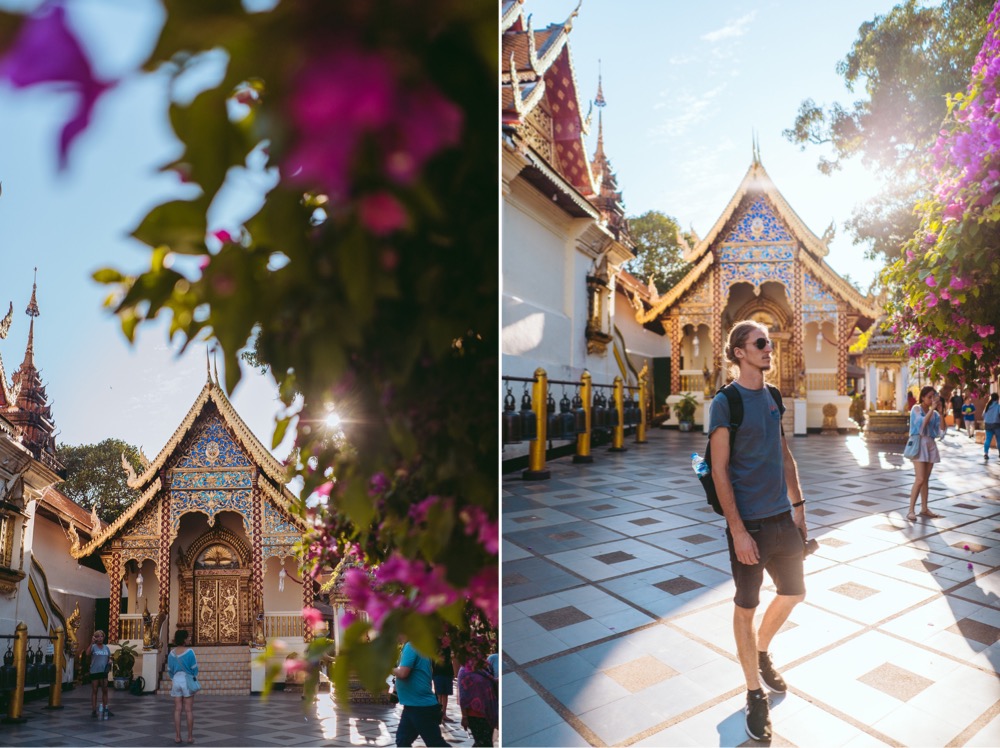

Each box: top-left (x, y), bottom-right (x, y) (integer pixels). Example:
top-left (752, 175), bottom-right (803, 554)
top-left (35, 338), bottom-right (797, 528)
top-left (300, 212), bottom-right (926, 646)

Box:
top-left (868, 364), bottom-right (878, 410)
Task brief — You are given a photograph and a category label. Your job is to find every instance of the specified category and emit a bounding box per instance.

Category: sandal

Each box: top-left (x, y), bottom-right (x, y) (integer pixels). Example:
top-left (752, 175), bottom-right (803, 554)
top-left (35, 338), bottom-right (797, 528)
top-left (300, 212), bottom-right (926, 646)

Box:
top-left (906, 512), bottom-right (917, 521)
top-left (919, 510), bottom-right (942, 519)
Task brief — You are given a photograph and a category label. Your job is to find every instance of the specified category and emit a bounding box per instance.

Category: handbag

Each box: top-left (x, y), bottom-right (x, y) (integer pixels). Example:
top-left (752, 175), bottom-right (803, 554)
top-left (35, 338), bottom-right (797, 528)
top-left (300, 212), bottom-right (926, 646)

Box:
top-left (188, 675), bottom-right (201, 694)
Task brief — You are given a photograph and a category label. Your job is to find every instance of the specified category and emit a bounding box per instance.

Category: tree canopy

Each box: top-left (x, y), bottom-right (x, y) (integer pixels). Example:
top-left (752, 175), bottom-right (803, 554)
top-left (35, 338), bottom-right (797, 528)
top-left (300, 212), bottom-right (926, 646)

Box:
top-left (784, 0), bottom-right (992, 258)
top-left (58, 439), bottom-right (143, 524)
top-left (623, 210), bottom-right (692, 293)
top-left (881, 2), bottom-right (1000, 387)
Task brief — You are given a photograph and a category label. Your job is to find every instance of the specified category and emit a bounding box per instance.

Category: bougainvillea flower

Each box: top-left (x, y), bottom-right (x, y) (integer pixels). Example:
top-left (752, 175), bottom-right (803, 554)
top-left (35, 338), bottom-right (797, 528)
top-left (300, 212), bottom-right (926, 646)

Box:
top-left (358, 193), bottom-right (407, 236)
top-left (302, 606), bottom-right (324, 629)
top-left (0, 2), bottom-right (114, 168)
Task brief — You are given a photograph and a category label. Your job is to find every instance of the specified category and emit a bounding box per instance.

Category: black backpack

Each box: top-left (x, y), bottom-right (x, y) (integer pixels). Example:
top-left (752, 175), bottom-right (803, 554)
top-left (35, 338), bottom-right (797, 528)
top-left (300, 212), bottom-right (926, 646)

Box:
top-left (698, 383), bottom-right (784, 515)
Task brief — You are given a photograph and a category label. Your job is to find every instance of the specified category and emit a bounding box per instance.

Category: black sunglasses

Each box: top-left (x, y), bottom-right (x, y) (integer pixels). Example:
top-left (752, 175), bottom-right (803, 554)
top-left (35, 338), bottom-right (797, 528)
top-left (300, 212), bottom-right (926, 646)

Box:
top-left (749, 337), bottom-right (771, 350)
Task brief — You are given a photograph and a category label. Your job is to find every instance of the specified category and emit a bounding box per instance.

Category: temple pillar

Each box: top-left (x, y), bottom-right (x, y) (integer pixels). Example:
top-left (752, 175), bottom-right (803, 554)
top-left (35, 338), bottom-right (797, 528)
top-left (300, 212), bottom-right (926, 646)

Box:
top-left (837, 307), bottom-right (849, 396)
top-left (709, 268), bottom-right (722, 387)
top-left (791, 265), bottom-right (804, 397)
top-left (669, 313), bottom-right (682, 394)
top-left (107, 551), bottom-right (123, 642)
top-left (250, 477), bottom-right (264, 637)
top-left (302, 574), bottom-right (315, 643)
top-left (158, 493), bottom-right (171, 636)
top-left (868, 364), bottom-right (878, 410)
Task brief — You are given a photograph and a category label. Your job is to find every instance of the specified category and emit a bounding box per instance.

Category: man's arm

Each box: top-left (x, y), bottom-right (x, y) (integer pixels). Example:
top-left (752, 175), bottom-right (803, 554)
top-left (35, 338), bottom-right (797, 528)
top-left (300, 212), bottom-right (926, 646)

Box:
top-left (392, 665), bottom-right (412, 679)
top-left (782, 434), bottom-right (806, 536)
top-left (710, 426), bottom-right (758, 565)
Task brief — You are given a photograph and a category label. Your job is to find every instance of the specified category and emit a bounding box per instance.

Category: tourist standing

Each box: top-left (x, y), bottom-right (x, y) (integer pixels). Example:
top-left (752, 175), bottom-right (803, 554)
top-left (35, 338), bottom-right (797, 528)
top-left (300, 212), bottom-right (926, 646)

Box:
top-left (86, 630), bottom-right (112, 718)
top-left (984, 393), bottom-right (1000, 459)
top-left (392, 640), bottom-right (447, 747)
top-left (432, 644), bottom-right (455, 724)
top-left (963, 394), bottom-right (977, 437)
top-left (907, 386), bottom-right (943, 521)
top-left (708, 320), bottom-right (808, 742)
top-left (168, 630), bottom-right (199, 744)
top-left (951, 390), bottom-right (964, 435)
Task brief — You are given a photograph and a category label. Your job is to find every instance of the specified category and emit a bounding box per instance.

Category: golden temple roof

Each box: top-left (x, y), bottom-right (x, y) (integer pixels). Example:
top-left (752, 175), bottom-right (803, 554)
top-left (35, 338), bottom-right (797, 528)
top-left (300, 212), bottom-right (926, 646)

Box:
top-left (639, 159), bottom-right (880, 324)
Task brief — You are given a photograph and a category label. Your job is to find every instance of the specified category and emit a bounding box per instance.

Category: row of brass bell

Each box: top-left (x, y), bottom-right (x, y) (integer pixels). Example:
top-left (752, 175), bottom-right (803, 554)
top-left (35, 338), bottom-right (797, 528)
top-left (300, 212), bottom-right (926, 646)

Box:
top-left (622, 394), bottom-right (642, 426)
top-left (591, 392), bottom-right (619, 430)
top-left (0, 642), bottom-right (14, 690)
top-left (546, 392), bottom-right (588, 440)
top-left (25, 641), bottom-right (54, 687)
top-left (503, 389), bottom-right (540, 444)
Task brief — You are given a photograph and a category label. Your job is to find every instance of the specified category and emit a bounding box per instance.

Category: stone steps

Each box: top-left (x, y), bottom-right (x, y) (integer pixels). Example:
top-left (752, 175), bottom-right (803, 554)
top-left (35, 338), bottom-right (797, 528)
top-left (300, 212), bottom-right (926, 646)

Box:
top-left (157, 645), bottom-right (251, 696)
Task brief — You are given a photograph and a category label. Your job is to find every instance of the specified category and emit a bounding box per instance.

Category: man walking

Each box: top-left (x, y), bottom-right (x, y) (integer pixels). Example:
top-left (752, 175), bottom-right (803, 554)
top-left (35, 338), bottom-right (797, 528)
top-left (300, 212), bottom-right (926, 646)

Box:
top-left (708, 320), bottom-right (808, 741)
top-left (392, 639), bottom-right (448, 747)
top-left (951, 390), bottom-right (964, 436)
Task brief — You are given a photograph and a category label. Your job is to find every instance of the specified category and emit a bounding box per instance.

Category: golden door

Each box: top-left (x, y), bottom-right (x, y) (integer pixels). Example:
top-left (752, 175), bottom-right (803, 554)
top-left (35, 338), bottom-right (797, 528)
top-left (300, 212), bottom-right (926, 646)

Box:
top-left (195, 575), bottom-right (240, 645)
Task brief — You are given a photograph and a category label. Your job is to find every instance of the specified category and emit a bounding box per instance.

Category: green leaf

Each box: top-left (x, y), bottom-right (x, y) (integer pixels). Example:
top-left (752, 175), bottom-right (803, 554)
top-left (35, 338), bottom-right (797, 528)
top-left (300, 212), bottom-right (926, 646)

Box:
top-left (132, 198), bottom-right (210, 252)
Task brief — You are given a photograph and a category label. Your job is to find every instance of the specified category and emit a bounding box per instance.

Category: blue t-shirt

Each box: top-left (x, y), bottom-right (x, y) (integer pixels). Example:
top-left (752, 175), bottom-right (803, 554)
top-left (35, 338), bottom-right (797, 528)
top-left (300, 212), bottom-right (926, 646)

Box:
top-left (707, 382), bottom-right (788, 521)
top-left (168, 648), bottom-right (199, 679)
top-left (396, 643), bottom-right (437, 707)
top-left (89, 644), bottom-right (111, 676)
top-left (909, 405), bottom-right (942, 437)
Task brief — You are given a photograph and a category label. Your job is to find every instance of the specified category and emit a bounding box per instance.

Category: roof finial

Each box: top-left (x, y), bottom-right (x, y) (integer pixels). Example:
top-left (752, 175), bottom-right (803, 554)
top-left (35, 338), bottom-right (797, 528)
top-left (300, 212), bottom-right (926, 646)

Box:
top-left (26, 267), bottom-right (39, 318)
top-left (595, 59), bottom-right (606, 108)
top-left (752, 130), bottom-right (761, 165)
top-left (206, 346), bottom-right (212, 381)
top-left (213, 347), bottom-right (220, 386)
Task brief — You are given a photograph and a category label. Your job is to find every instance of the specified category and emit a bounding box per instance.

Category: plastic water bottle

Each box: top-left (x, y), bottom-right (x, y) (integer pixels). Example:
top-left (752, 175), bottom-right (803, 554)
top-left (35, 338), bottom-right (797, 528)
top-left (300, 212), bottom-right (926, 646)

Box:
top-left (97, 703), bottom-right (103, 718)
top-left (691, 452), bottom-right (710, 477)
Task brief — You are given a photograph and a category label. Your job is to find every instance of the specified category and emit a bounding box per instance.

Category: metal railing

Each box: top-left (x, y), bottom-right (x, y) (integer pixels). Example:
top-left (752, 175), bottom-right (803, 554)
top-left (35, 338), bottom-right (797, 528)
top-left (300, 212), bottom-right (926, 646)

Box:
top-left (0, 623), bottom-right (66, 721)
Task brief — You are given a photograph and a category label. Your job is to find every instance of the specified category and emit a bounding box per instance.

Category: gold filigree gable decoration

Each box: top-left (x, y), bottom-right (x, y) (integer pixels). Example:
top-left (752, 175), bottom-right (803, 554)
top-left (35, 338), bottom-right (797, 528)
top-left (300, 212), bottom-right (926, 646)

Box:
top-left (183, 525), bottom-right (251, 570)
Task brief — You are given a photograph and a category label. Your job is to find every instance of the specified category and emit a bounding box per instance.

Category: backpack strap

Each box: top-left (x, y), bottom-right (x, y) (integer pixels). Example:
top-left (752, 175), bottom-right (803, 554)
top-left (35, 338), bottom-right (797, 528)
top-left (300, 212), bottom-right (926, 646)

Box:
top-left (766, 384), bottom-right (785, 436)
top-left (721, 384), bottom-right (743, 452)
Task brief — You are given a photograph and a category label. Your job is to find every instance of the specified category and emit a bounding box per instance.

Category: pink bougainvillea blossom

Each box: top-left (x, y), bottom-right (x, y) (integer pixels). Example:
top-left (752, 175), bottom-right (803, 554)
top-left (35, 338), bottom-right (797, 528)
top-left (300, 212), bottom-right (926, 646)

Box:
top-left (302, 606), bottom-right (324, 630)
top-left (0, 2), bottom-right (114, 168)
top-left (459, 505), bottom-right (499, 555)
top-left (358, 192), bottom-right (407, 236)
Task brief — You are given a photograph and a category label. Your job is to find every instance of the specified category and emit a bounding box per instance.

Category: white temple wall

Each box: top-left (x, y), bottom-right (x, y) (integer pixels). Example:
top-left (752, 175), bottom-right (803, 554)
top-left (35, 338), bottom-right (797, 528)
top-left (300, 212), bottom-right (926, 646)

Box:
top-left (263, 556), bottom-right (301, 610)
top-left (804, 321), bottom-right (838, 368)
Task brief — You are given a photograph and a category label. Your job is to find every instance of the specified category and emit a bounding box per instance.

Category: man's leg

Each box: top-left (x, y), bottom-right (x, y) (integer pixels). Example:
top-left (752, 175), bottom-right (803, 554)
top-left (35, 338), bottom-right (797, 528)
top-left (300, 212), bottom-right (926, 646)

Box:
top-left (733, 605), bottom-right (760, 690)
top-left (415, 706), bottom-right (448, 747)
top-left (395, 706), bottom-right (419, 747)
top-left (757, 593), bottom-right (804, 654)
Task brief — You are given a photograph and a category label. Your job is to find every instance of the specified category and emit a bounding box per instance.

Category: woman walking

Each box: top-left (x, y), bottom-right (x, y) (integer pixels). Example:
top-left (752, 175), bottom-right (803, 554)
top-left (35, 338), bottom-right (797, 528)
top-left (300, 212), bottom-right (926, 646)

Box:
top-left (86, 630), bottom-right (112, 718)
top-left (907, 386), bottom-right (943, 521)
top-left (168, 630), bottom-right (199, 744)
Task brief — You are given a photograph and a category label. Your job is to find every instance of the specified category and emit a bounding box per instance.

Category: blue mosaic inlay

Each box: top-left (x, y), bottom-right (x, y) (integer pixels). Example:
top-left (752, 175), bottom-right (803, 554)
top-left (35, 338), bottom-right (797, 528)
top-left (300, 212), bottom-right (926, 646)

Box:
top-left (724, 198), bottom-right (793, 243)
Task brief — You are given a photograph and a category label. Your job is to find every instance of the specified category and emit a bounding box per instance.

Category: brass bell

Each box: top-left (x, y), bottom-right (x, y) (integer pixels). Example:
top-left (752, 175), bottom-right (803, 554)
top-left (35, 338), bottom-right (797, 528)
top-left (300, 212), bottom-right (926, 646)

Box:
top-left (502, 388), bottom-right (522, 445)
top-left (559, 392), bottom-right (575, 438)
top-left (520, 390), bottom-right (537, 441)
top-left (547, 393), bottom-right (564, 439)
top-left (572, 392), bottom-right (587, 434)
top-left (592, 391), bottom-right (607, 430)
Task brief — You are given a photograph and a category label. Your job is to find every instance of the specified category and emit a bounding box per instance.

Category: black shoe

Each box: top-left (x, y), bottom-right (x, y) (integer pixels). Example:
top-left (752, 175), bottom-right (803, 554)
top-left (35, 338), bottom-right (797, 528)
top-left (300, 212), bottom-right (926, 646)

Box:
top-left (104, 709), bottom-right (113, 717)
top-left (91, 710), bottom-right (97, 718)
top-left (745, 689), bottom-right (771, 741)
top-left (758, 651), bottom-right (787, 693)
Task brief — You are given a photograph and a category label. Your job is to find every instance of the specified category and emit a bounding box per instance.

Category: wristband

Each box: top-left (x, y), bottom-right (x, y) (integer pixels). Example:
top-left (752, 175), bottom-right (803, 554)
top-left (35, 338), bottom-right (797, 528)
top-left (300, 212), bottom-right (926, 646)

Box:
top-left (791, 500), bottom-right (805, 508)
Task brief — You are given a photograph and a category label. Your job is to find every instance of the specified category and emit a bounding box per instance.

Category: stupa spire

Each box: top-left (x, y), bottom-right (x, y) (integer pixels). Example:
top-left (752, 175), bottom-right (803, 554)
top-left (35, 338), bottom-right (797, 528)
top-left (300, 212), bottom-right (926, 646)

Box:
top-left (22, 268), bottom-right (39, 368)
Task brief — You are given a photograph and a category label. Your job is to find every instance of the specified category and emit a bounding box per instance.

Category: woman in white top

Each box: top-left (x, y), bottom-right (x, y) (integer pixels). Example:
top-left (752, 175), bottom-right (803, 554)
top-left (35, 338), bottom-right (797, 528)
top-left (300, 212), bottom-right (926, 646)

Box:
top-left (168, 629), bottom-right (199, 743)
top-left (906, 386), bottom-right (943, 521)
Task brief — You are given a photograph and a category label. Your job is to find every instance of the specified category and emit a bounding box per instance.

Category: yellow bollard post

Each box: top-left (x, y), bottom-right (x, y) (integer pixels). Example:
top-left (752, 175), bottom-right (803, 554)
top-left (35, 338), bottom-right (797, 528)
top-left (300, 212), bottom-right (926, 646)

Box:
top-left (636, 374), bottom-right (648, 445)
top-left (609, 376), bottom-right (627, 452)
top-left (4, 622), bottom-right (27, 723)
top-left (523, 368), bottom-right (551, 480)
top-left (47, 627), bottom-right (64, 709)
top-left (573, 371), bottom-right (594, 464)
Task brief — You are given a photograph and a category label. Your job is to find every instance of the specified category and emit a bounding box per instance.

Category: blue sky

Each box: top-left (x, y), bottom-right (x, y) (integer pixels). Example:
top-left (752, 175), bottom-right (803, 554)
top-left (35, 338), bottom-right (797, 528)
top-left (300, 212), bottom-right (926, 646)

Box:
top-left (0, 0), bottom-right (284, 456)
top-left (529, 0), bottom-right (904, 291)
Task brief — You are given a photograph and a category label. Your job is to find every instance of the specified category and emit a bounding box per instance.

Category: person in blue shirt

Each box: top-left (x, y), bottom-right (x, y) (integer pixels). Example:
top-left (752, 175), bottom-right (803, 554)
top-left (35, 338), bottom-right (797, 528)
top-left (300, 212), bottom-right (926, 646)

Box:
top-left (983, 392), bottom-right (1000, 459)
top-left (391, 639), bottom-right (447, 747)
top-left (167, 630), bottom-right (199, 744)
top-left (907, 386), bottom-right (943, 521)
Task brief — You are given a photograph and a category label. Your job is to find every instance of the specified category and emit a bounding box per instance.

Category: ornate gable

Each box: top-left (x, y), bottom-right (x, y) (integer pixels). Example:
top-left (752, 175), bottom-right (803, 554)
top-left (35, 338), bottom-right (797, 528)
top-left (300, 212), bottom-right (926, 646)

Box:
top-left (717, 197), bottom-right (796, 295)
top-left (172, 416), bottom-right (252, 470)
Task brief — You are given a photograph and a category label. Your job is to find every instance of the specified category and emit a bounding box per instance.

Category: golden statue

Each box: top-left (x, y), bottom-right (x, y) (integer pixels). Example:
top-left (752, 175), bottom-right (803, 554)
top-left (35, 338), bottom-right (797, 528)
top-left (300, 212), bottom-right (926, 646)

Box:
top-left (66, 602), bottom-right (81, 653)
top-left (702, 362), bottom-right (713, 397)
top-left (797, 369), bottom-right (807, 399)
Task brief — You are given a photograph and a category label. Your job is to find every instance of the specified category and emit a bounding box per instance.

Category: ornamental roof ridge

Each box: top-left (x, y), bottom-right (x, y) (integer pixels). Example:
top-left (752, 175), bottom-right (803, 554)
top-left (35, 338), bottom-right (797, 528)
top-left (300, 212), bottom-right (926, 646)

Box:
top-left (637, 251), bottom-right (713, 323)
top-left (258, 478), bottom-right (307, 532)
top-left (799, 250), bottom-right (879, 320)
top-left (126, 378), bottom-right (286, 490)
top-left (71, 477), bottom-right (161, 559)
top-left (501, 0), bottom-right (523, 33)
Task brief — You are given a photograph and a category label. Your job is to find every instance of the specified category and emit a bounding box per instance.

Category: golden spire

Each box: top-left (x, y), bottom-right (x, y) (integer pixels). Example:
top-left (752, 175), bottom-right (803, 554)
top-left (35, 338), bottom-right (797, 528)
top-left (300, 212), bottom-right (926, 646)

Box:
top-left (593, 61), bottom-right (607, 163)
top-left (22, 268), bottom-right (39, 368)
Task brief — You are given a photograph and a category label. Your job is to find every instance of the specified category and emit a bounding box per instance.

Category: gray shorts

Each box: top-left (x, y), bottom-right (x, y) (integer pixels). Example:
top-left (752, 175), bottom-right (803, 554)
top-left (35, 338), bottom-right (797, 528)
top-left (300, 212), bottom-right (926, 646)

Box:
top-left (726, 511), bottom-right (805, 609)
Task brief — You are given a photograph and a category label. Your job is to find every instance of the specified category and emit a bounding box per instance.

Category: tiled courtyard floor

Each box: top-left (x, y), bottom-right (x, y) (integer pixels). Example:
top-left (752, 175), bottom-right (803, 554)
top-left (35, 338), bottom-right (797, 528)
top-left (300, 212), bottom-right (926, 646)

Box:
top-left (502, 428), bottom-right (1000, 746)
top-left (0, 685), bottom-right (475, 746)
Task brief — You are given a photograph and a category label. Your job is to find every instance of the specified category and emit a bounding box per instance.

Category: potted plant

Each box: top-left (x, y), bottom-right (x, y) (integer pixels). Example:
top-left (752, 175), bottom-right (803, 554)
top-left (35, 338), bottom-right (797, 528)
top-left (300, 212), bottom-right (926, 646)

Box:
top-left (111, 642), bottom-right (138, 690)
top-left (672, 393), bottom-right (700, 432)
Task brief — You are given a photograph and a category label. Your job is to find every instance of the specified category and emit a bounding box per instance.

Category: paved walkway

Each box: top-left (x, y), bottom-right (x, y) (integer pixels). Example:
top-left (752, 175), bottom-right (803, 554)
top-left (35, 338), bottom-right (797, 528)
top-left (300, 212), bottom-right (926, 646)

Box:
top-left (0, 685), bottom-right (476, 746)
top-left (502, 427), bottom-right (1000, 746)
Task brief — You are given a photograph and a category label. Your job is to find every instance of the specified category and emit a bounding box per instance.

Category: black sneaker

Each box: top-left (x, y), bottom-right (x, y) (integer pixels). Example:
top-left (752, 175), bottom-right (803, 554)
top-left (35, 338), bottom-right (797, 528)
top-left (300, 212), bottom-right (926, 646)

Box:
top-left (758, 651), bottom-right (787, 693)
top-left (91, 710), bottom-right (97, 718)
top-left (745, 689), bottom-right (771, 741)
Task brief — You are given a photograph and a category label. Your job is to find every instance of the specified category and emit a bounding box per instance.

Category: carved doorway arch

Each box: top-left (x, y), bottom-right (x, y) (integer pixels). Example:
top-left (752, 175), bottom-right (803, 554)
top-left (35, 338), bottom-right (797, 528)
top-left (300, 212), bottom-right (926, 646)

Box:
top-left (733, 297), bottom-right (794, 396)
top-left (178, 526), bottom-right (252, 645)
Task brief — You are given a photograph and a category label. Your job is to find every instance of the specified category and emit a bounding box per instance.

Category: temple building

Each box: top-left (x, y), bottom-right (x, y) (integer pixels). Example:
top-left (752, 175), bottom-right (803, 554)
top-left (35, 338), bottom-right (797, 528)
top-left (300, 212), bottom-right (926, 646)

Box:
top-left (636, 150), bottom-right (879, 432)
top-left (503, 0), bottom-right (668, 460)
top-left (69, 368), bottom-right (311, 693)
top-left (0, 276), bottom-right (106, 688)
